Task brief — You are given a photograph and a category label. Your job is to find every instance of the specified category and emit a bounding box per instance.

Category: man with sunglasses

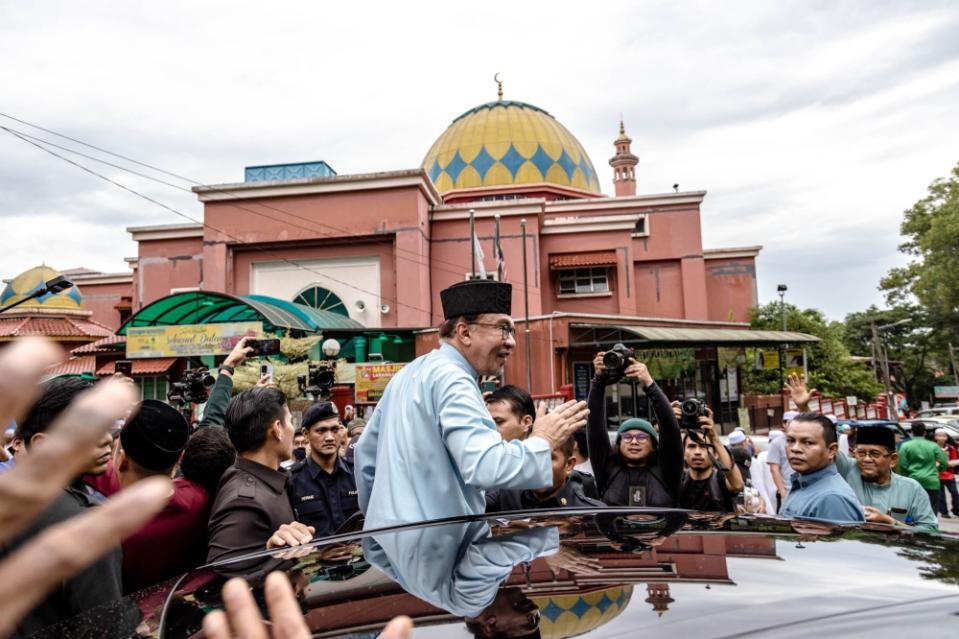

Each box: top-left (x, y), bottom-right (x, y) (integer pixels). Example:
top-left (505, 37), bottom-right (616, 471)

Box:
top-left (834, 425), bottom-right (938, 531)
top-left (356, 280), bottom-right (589, 529)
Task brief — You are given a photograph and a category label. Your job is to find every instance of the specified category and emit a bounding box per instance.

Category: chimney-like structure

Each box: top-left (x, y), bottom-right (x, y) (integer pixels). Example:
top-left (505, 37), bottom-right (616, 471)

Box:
top-left (609, 119), bottom-right (639, 197)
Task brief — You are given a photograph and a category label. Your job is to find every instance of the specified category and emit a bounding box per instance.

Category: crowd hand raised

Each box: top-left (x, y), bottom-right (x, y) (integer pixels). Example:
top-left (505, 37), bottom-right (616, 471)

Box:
top-left (530, 400), bottom-right (589, 450)
top-left (545, 545), bottom-right (603, 577)
top-left (203, 572), bottom-right (413, 639)
top-left (591, 352), bottom-right (606, 377)
top-left (698, 408), bottom-right (719, 440)
top-left (623, 361), bottom-right (653, 386)
top-left (266, 521), bottom-right (315, 550)
top-left (783, 373), bottom-right (815, 411)
top-left (0, 338), bottom-right (172, 639)
top-left (225, 335), bottom-right (257, 368)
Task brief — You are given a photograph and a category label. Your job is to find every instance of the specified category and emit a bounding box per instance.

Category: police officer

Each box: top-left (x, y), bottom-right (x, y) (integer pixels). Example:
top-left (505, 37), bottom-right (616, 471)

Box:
top-left (290, 401), bottom-right (359, 538)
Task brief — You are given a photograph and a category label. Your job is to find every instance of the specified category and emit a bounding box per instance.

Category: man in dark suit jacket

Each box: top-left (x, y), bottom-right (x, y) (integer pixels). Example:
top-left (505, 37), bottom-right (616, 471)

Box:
top-left (206, 387), bottom-right (314, 574)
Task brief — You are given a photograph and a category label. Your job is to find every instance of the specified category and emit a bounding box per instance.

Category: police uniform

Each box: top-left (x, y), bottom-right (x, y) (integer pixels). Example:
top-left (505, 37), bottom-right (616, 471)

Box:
top-left (289, 455), bottom-right (359, 538)
top-left (485, 471), bottom-right (607, 513)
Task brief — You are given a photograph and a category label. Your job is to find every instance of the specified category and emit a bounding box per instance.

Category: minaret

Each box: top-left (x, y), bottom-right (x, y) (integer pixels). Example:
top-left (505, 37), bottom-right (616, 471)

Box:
top-left (644, 583), bottom-right (674, 617)
top-left (609, 118), bottom-right (639, 197)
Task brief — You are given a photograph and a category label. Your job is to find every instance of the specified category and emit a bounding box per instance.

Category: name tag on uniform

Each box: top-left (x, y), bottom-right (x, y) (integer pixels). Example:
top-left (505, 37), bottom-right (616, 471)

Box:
top-left (346, 490), bottom-right (358, 497)
top-left (300, 495), bottom-right (315, 502)
top-left (629, 486), bottom-right (646, 507)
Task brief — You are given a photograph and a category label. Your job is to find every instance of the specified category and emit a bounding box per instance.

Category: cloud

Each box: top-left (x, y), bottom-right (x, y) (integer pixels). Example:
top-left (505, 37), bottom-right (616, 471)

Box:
top-left (1, 0), bottom-right (957, 318)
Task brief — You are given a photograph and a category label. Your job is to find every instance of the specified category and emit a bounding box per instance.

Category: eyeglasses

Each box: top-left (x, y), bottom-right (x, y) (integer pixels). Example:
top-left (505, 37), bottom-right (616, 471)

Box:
top-left (470, 322), bottom-right (517, 341)
top-left (854, 448), bottom-right (891, 460)
top-left (621, 432), bottom-right (651, 443)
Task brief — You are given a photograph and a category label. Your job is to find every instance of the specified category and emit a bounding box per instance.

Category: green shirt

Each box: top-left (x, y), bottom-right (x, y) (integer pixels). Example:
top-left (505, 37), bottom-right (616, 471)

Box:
top-left (836, 453), bottom-right (938, 531)
top-left (897, 438), bottom-right (948, 490)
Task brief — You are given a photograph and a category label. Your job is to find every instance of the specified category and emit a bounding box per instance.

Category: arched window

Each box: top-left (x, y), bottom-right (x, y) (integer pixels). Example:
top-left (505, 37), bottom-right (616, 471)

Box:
top-left (293, 286), bottom-right (349, 316)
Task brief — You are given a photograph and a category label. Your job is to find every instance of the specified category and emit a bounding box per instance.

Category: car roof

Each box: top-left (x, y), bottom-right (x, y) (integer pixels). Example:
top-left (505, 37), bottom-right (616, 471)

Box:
top-left (119, 510), bottom-right (956, 638)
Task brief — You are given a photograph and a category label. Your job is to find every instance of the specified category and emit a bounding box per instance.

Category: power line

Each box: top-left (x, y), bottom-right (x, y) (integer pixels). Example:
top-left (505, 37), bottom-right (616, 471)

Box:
top-left (0, 112), bottom-right (545, 293)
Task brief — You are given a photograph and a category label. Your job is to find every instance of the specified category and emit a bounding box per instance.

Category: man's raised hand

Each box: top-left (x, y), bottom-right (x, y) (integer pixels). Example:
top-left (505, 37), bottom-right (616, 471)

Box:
top-left (530, 400), bottom-right (589, 450)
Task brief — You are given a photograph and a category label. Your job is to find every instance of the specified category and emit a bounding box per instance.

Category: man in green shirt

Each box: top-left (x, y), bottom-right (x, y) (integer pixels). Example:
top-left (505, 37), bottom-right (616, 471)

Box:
top-left (898, 422), bottom-right (949, 513)
top-left (834, 425), bottom-right (938, 531)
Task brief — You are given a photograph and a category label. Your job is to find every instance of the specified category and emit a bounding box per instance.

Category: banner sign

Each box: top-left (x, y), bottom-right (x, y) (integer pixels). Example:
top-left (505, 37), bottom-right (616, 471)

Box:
top-left (126, 322), bottom-right (262, 359)
top-left (934, 386), bottom-right (959, 399)
top-left (572, 361), bottom-right (592, 401)
top-left (634, 348), bottom-right (696, 380)
top-left (718, 347), bottom-right (748, 370)
top-left (355, 363), bottom-right (405, 403)
top-left (757, 350), bottom-right (780, 370)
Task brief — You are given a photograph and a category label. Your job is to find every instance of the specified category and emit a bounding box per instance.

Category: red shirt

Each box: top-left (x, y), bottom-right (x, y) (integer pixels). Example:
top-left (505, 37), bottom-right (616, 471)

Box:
top-left (939, 444), bottom-right (959, 482)
top-left (85, 461), bottom-right (213, 593)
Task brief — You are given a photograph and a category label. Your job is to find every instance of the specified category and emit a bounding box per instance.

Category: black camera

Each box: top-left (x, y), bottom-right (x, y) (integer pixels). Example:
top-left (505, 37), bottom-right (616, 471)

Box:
top-left (298, 363), bottom-right (335, 399)
top-left (167, 368), bottom-right (216, 406)
top-left (680, 398), bottom-right (707, 430)
top-left (602, 343), bottom-right (635, 381)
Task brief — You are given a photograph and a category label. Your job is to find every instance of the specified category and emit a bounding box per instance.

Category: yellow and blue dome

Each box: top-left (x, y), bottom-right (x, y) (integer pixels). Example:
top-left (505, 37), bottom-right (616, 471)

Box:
top-left (532, 585), bottom-right (633, 639)
top-left (422, 100), bottom-right (601, 194)
top-left (0, 265), bottom-right (83, 313)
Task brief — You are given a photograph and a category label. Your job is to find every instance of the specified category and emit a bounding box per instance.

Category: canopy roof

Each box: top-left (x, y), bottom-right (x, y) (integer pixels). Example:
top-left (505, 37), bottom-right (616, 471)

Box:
top-left (570, 323), bottom-right (820, 347)
top-left (118, 291), bottom-right (364, 335)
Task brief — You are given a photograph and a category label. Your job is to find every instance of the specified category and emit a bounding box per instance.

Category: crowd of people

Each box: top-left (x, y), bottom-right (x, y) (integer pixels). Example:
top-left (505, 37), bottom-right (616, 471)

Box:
top-left (0, 278), bottom-right (954, 637)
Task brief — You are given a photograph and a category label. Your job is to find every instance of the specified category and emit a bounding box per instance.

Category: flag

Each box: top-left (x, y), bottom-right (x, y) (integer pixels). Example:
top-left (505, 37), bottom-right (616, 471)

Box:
top-left (472, 228), bottom-right (487, 279)
top-left (494, 216), bottom-right (506, 282)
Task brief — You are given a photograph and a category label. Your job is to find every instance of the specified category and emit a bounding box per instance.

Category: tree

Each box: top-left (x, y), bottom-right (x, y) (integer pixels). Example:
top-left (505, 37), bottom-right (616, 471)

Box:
top-left (843, 305), bottom-right (944, 409)
top-left (743, 302), bottom-right (882, 399)
top-left (880, 162), bottom-right (959, 343)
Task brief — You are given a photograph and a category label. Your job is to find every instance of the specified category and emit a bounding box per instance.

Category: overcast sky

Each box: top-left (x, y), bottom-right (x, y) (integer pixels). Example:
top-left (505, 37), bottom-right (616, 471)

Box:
top-left (1, 0), bottom-right (957, 320)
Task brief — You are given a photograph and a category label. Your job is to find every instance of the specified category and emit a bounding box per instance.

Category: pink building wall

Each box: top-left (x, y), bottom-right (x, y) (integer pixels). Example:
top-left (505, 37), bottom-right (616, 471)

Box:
top-left (705, 255), bottom-right (760, 323)
top-left (74, 279), bottom-right (131, 330)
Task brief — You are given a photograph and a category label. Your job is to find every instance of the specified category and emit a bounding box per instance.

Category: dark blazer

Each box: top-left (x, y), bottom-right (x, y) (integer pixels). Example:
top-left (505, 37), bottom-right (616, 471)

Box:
top-left (206, 458), bottom-right (295, 572)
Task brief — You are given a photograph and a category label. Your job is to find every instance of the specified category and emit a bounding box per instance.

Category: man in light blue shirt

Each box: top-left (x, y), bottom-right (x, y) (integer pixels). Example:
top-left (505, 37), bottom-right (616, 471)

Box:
top-left (356, 280), bottom-right (589, 529)
top-left (780, 413), bottom-right (865, 524)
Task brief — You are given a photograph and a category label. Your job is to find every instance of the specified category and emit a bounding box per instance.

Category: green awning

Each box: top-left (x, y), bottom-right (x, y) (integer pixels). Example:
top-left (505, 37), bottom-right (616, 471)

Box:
top-left (118, 291), bottom-right (364, 335)
top-left (570, 324), bottom-right (820, 347)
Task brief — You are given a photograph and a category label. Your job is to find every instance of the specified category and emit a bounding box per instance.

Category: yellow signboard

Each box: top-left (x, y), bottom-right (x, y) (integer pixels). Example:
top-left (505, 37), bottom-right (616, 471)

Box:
top-left (355, 363), bottom-right (405, 403)
top-left (125, 322), bottom-right (263, 359)
top-left (757, 348), bottom-right (806, 378)
top-left (758, 350), bottom-right (780, 369)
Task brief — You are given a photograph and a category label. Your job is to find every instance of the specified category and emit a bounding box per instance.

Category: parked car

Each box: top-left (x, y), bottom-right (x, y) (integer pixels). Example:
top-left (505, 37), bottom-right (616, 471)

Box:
top-left (904, 418), bottom-right (959, 439)
top-left (23, 509), bottom-right (959, 638)
top-left (915, 406), bottom-right (959, 418)
top-left (837, 419), bottom-right (912, 444)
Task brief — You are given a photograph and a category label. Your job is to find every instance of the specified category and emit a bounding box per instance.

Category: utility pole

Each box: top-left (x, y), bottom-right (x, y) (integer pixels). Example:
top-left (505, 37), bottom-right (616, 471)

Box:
top-left (872, 321), bottom-right (898, 420)
top-left (950, 342), bottom-right (959, 387)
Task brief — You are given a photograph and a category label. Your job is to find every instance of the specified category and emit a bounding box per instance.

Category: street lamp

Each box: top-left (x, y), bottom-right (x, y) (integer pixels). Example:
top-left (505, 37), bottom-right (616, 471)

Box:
top-left (0, 275), bottom-right (74, 315)
top-left (321, 338), bottom-right (341, 359)
top-left (776, 284), bottom-right (788, 332)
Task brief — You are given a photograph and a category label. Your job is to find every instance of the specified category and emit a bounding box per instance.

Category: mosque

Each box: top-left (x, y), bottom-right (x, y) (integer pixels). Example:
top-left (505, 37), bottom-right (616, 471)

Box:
top-left (3, 87), bottom-right (812, 424)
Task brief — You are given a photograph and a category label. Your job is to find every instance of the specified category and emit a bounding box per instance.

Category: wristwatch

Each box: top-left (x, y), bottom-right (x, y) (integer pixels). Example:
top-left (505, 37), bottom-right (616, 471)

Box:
top-left (218, 364), bottom-right (235, 375)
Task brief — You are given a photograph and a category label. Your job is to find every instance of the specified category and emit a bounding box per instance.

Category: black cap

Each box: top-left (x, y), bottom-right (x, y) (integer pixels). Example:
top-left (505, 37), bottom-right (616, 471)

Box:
top-left (302, 401), bottom-right (339, 430)
top-left (120, 400), bottom-right (190, 471)
top-left (440, 280), bottom-right (512, 320)
top-left (856, 425), bottom-right (896, 451)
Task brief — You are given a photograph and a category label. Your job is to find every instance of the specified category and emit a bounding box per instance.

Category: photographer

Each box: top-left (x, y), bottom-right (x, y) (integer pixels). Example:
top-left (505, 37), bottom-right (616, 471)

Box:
top-left (198, 336), bottom-right (256, 428)
top-left (586, 350), bottom-right (683, 507)
top-left (674, 403), bottom-right (744, 512)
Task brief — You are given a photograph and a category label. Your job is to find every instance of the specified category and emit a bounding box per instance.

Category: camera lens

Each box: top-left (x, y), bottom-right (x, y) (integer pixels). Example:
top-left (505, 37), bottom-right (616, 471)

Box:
top-left (603, 351), bottom-right (624, 369)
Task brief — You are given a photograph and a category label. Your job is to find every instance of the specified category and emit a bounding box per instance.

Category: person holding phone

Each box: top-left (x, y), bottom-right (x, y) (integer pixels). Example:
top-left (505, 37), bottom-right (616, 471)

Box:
top-left (198, 337), bottom-right (256, 428)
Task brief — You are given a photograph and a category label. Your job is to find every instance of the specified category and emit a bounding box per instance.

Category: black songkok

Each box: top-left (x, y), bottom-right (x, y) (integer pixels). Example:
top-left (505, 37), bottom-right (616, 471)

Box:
top-left (856, 425), bottom-right (896, 451)
top-left (440, 280), bottom-right (512, 320)
top-left (302, 401), bottom-right (339, 430)
top-left (120, 400), bottom-right (190, 471)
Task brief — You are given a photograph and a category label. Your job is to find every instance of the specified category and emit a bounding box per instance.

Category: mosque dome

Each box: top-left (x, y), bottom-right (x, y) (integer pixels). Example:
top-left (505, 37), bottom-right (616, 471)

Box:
top-left (531, 585), bottom-right (633, 638)
top-left (0, 265), bottom-right (84, 314)
top-left (422, 100), bottom-right (602, 195)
